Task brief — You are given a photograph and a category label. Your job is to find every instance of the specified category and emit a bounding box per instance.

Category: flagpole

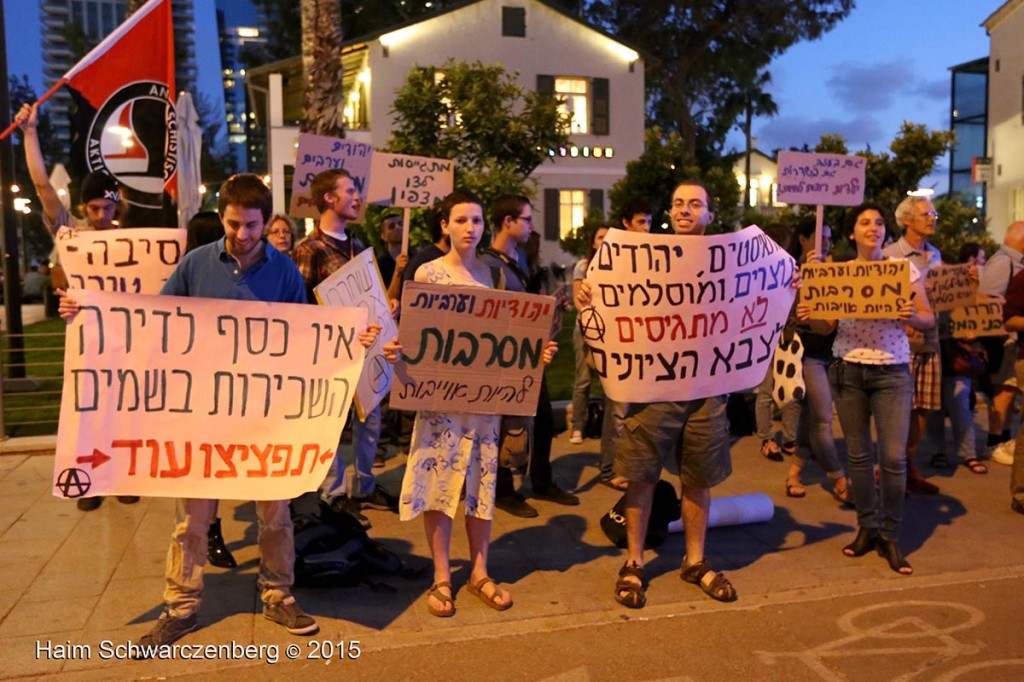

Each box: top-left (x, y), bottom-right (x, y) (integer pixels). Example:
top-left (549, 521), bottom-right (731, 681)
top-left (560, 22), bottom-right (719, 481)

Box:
top-left (0, 80), bottom-right (66, 141)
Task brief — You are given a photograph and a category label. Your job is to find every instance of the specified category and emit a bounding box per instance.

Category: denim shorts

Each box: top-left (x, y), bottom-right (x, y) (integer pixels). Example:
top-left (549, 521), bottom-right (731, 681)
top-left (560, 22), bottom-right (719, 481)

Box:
top-left (614, 396), bottom-right (732, 488)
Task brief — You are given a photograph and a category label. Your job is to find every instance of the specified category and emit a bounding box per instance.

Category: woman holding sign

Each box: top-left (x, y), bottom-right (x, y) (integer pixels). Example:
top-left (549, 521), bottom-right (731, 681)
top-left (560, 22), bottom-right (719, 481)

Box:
top-left (383, 190), bottom-right (557, 617)
top-left (798, 203), bottom-right (934, 575)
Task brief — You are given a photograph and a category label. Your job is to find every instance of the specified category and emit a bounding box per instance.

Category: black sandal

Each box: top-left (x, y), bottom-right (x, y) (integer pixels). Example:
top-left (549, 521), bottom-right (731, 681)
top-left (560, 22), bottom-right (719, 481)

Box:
top-left (842, 528), bottom-right (879, 557)
top-left (962, 457), bottom-right (988, 475)
top-left (680, 557), bottom-right (737, 602)
top-left (929, 452), bottom-right (950, 469)
top-left (876, 539), bottom-right (913, 575)
top-left (615, 561), bottom-right (648, 609)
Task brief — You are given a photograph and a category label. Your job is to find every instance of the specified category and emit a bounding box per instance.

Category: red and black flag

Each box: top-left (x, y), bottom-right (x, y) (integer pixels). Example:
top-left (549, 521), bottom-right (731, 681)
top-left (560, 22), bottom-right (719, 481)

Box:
top-left (63, 0), bottom-right (177, 221)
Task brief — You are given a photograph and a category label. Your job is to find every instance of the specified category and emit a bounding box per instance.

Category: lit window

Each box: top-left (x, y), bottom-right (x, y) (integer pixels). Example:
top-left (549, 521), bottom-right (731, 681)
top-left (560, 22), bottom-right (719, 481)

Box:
top-left (555, 77), bottom-right (589, 134)
top-left (559, 190), bottom-right (586, 240)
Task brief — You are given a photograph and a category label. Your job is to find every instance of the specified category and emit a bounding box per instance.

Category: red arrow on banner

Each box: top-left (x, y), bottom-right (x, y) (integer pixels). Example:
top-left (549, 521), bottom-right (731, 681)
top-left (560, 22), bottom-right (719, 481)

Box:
top-left (76, 449), bottom-right (111, 469)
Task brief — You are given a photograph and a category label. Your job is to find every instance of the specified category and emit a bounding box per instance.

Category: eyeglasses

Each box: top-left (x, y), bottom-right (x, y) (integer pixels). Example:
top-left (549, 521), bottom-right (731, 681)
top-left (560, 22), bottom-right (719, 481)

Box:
top-left (917, 211), bottom-right (939, 219)
top-left (672, 200), bottom-right (707, 210)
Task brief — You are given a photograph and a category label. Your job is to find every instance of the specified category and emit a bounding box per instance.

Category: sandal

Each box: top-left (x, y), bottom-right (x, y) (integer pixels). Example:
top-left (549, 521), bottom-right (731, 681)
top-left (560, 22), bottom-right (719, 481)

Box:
top-left (831, 477), bottom-right (853, 507)
top-left (962, 457), bottom-right (988, 475)
top-left (466, 576), bottom-right (513, 611)
top-left (614, 561), bottom-right (647, 609)
top-left (876, 539), bottom-right (913, 575)
top-left (426, 581), bottom-right (455, 618)
top-left (680, 557), bottom-right (737, 602)
top-left (780, 441), bottom-right (797, 458)
top-left (929, 452), bottom-right (950, 469)
top-left (785, 476), bottom-right (806, 498)
top-left (599, 475), bottom-right (629, 492)
top-left (761, 439), bottom-right (783, 462)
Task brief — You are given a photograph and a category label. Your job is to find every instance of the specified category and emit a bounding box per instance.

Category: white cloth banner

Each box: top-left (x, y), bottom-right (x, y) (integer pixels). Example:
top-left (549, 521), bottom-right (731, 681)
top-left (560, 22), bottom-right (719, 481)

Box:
top-left (313, 248), bottom-right (398, 419)
top-left (56, 226), bottom-right (187, 295)
top-left (583, 226), bottom-right (796, 403)
top-left (53, 291), bottom-right (367, 501)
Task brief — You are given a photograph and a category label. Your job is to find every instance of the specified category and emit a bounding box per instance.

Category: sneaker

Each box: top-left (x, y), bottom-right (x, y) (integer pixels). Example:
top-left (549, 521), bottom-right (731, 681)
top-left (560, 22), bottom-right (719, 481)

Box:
top-left (356, 484), bottom-right (399, 512)
top-left (532, 484), bottom-right (580, 506)
top-left (495, 493), bottom-right (539, 518)
top-left (569, 430), bottom-right (584, 445)
top-left (326, 496), bottom-right (371, 530)
top-left (263, 595), bottom-right (319, 635)
top-left (992, 440), bottom-right (1015, 466)
top-left (117, 496), bottom-right (140, 504)
top-left (906, 471), bottom-right (939, 495)
top-left (77, 496), bottom-right (103, 511)
top-left (136, 608), bottom-right (198, 653)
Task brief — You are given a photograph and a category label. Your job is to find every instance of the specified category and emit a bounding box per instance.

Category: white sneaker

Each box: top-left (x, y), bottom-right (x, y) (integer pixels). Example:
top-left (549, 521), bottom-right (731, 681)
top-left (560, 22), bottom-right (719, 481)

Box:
top-left (991, 440), bottom-right (1015, 466)
top-left (569, 430), bottom-right (584, 445)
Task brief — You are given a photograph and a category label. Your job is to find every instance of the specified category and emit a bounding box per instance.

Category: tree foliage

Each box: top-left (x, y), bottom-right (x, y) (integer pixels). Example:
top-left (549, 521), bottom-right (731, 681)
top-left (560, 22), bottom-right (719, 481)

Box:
top-left (608, 127), bottom-right (741, 234)
top-left (300, 0), bottom-right (345, 137)
top-left (8, 76), bottom-right (58, 264)
top-left (586, 0), bottom-right (853, 160)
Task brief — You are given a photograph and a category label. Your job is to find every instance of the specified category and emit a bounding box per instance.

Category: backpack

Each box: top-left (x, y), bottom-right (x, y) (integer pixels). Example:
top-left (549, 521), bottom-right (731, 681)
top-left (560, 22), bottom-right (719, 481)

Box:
top-left (293, 502), bottom-right (405, 590)
top-left (726, 392), bottom-right (757, 436)
top-left (600, 480), bottom-right (679, 549)
top-left (584, 397), bottom-right (605, 439)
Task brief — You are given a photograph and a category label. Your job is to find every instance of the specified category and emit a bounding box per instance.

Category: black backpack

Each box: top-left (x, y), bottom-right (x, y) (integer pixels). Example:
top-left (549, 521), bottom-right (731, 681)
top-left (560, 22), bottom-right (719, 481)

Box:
top-left (600, 480), bottom-right (679, 549)
top-left (293, 502), bottom-right (404, 589)
top-left (584, 398), bottom-right (605, 439)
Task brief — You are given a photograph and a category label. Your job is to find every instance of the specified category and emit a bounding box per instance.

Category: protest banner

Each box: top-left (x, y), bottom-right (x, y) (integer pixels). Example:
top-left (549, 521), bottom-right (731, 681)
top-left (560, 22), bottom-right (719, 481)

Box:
top-left (800, 260), bottom-right (910, 320)
top-left (582, 227), bottom-right (796, 403)
top-left (925, 263), bottom-right (977, 312)
top-left (943, 294), bottom-right (1006, 339)
top-left (390, 282), bottom-right (555, 416)
top-left (776, 151), bottom-right (866, 207)
top-left (366, 153), bottom-right (454, 209)
top-left (288, 133), bottom-right (373, 219)
top-left (314, 248), bottom-right (399, 419)
top-left (53, 291), bottom-right (367, 501)
top-left (56, 226), bottom-right (186, 295)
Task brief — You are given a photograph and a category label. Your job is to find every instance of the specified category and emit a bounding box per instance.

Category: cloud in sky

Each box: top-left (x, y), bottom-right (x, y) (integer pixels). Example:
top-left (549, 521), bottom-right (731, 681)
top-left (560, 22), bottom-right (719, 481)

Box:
top-left (826, 61), bottom-right (918, 111)
top-left (755, 114), bottom-right (884, 152)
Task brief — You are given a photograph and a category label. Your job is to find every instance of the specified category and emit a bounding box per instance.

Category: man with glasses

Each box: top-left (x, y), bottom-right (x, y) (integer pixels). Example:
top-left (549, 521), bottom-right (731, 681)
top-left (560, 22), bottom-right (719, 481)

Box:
top-left (883, 196), bottom-right (945, 493)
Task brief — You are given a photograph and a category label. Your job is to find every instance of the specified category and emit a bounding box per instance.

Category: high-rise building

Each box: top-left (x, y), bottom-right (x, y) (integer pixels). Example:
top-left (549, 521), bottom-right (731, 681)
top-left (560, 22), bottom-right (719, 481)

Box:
top-left (216, 0), bottom-right (264, 172)
top-left (39, 0), bottom-right (197, 149)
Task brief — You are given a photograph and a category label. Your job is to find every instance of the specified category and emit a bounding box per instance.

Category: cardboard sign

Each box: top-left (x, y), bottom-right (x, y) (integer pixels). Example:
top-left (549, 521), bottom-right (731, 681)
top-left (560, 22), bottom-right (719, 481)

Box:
top-left (801, 260), bottom-right (910, 319)
top-left (944, 295), bottom-right (1006, 339)
top-left (289, 133), bottom-right (373, 219)
top-left (925, 264), bottom-right (977, 312)
top-left (390, 282), bottom-right (555, 416)
top-left (54, 291), bottom-right (367, 501)
top-left (56, 227), bottom-right (186, 295)
top-left (583, 227), bottom-right (796, 403)
top-left (366, 152), bottom-right (454, 208)
top-left (777, 151), bottom-right (866, 206)
top-left (314, 248), bottom-right (399, 419)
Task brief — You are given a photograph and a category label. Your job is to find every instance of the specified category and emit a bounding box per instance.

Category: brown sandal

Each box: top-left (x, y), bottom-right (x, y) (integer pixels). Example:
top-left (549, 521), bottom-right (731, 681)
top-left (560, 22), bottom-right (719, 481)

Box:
top-left (427, 581), bottom-right (455, 618)
top-left (615, 561), bottom-right (647, 609)
top-left (831, 477), bottom-right (853, 507)
top-left (466, 576), bottom-right (512, 611)
top-left (681, 558), bottom-right (737, 602)
top-left (785, 476), bottom-right (806, 498)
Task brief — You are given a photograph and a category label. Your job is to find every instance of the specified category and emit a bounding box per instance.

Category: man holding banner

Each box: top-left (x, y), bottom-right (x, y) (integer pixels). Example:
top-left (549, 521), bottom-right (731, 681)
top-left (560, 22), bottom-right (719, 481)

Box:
top-left (292, 169), bottom-right (398, 524)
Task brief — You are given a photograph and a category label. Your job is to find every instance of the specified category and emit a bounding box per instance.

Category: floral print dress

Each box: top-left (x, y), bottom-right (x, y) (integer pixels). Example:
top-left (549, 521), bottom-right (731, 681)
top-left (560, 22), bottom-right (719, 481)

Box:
top-left (399, 259), bottom-right (501, 521)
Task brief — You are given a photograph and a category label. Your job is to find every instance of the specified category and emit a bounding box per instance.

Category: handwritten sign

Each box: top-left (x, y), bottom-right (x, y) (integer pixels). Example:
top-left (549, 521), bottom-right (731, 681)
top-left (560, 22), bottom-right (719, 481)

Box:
top-left (777, 151), bottom-right (866, 206)
top-left (800, 260), bottom-right (910, 319)
top-left (583, 227), bottom-right (796, 403)
top-left (366, 152), bottom-right (454, 208)
top-left (314, 248), bottom-right (399, 419)
top-left (925, 264), bottom-right (977, 312)
top-left (943, 295), bottom-right (1006, 339)
top-left (289, 133), bottom-right (373, 219)
top-left (53, 291), bottom-right (367, 501)
top-left (56, 227), bottom-right (186, 295)
top-left (390, 282), bottom-right (555, 416)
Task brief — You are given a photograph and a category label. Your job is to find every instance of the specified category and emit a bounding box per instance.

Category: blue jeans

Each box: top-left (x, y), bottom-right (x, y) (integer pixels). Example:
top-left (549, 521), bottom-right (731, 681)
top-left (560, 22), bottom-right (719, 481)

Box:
top-left (755, 364), bottom-right (800, 444)
top-left (321, 404), bottom-right (380, 501)
top-left (940, 375), bottom-right (975, 461)
top-left (571, 325), bottom-right (591, 433)
top-left (829, 361), bottom-right (912, 541)
top-left (795, 356), bottom-right (843, 475)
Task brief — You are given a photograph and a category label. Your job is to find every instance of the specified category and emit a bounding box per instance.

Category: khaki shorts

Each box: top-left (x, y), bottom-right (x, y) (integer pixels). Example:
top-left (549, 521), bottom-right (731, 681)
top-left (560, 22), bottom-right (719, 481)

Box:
top-left (614, 396), bottom-right (732, 489)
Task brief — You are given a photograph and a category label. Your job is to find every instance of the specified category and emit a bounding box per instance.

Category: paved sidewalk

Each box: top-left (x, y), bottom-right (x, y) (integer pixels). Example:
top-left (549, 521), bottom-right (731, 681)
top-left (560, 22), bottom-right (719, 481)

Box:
top-left (2, 415), bottom-right (1023, 680)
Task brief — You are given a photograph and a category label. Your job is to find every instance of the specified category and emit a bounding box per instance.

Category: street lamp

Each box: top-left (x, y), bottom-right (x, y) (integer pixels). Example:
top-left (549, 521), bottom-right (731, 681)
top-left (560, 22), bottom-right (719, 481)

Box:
top-left (10, 185), bottom-right (29, 275)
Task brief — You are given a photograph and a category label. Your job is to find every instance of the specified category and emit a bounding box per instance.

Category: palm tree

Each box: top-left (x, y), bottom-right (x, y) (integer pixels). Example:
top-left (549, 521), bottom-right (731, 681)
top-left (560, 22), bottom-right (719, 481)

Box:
top-left (739, 71), bottom-right (778, 211)
top-left (301, 0), bottom-right (345, 137)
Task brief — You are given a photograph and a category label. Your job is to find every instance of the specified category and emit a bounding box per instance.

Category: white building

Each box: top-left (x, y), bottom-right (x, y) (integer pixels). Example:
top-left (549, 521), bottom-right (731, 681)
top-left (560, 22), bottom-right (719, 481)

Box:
top-left (245, 0), bottom-right (644, 264)
top-left (984, 0), bottom-right (1024, 238)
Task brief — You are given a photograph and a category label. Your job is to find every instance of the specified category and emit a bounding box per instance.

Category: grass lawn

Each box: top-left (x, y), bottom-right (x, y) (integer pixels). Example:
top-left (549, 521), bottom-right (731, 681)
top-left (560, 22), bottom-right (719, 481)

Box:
top-left (546, 309), bottom-right (603, 403)
top-left (2, 317), bottom-right (66, 437)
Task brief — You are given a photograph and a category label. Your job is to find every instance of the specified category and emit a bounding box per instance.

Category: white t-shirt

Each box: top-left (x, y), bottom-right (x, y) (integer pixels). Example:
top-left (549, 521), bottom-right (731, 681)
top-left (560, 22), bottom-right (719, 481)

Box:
top-left (832, 258), bottom-right (921, 365)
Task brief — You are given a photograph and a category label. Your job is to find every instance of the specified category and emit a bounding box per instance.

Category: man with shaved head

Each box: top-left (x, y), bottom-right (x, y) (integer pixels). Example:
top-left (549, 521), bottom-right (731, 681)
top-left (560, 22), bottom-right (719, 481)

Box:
top-left (979, 221), bottom-right (1024, 465)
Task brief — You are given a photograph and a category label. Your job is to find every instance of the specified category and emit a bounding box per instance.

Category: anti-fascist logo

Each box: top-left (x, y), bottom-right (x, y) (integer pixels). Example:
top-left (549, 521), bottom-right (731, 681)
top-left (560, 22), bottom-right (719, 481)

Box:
top-left (86, 81), bottom-right (177, 211)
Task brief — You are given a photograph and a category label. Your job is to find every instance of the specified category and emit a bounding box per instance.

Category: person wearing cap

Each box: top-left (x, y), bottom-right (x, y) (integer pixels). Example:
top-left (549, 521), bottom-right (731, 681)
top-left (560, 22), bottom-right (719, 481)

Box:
top-left (15, 103), bottom-right (124, 233)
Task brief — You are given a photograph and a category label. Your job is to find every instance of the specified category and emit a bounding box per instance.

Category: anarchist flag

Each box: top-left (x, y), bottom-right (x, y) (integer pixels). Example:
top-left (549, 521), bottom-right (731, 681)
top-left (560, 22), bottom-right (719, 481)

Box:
top-left (64, 0), bottom-right (177, 219)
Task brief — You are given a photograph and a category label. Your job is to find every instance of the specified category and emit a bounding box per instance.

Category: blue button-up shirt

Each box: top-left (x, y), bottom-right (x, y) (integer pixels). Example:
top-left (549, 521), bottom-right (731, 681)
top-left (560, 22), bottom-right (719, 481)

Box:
top-left (161, 238), bottom-right (306, 304)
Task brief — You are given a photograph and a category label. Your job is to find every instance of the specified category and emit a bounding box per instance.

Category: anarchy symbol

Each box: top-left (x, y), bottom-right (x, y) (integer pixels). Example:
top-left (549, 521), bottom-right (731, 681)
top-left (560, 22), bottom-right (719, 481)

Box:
top-left (371, 355), bottom-right (391, 393)
top-left (55, 468), bottom-right (92, 499)
top-left (578, 307), bottom-right (606, 343)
